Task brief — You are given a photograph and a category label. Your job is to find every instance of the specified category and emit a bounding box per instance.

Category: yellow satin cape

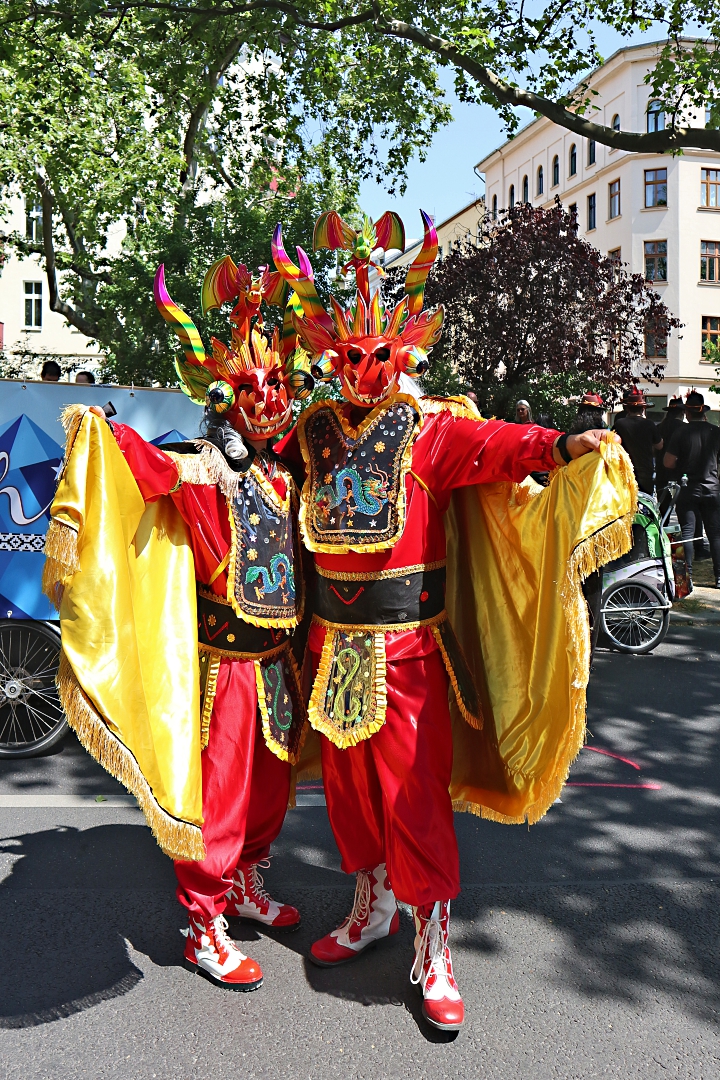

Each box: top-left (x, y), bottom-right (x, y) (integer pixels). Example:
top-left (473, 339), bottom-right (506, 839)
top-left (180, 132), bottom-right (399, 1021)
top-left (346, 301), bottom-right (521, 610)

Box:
top-left (299, 441), bottom-right (637, 825)
top-left (43, 408), bottom-right (205, 861)
top-left (445, 440), bottom-right (636, 823)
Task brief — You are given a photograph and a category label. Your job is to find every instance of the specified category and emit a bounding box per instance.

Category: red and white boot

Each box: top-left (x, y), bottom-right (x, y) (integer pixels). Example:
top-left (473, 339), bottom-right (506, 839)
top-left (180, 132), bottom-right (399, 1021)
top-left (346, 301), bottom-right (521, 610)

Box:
top-left (411, 900), bottom-right (465, 1031)
top-left (310, 862), bottom-right (400, 967)
top-left (182, 913), bottom-right (263, 991)
top-left (225, 859), bottom-right (300, 931)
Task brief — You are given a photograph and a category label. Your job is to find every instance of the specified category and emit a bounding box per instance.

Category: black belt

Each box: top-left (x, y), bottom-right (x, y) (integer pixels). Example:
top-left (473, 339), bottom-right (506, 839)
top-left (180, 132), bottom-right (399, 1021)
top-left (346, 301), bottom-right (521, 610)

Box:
top-left (314, 566), bottom-right (446, 627)
top-left (197, 589), bottom-right (288, 655)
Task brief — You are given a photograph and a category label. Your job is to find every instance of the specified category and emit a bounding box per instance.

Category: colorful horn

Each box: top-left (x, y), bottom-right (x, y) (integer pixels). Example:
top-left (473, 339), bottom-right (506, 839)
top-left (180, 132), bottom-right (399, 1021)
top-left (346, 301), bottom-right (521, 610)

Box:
top-left (154, 265), bottom-right (207, 368)
top-left (271, 224), bottom-right (335, 333)
top-left (404, 210), bottom-right (438, 316)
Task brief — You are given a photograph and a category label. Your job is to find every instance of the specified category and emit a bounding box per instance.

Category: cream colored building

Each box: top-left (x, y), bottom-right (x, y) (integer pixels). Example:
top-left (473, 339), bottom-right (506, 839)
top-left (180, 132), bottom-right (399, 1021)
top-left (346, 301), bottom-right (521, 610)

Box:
top-left (0, 196), bottom-right (107, 379)
top-left (474, 39), bottom-right (720, 412)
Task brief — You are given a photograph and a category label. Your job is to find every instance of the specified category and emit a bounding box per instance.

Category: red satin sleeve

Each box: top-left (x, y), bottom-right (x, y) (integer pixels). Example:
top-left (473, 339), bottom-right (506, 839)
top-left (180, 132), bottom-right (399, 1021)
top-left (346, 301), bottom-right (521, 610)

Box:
top-left (413, 414), bottom-right (560, 503)
top-left (111, 422), bottom-right (179, 502)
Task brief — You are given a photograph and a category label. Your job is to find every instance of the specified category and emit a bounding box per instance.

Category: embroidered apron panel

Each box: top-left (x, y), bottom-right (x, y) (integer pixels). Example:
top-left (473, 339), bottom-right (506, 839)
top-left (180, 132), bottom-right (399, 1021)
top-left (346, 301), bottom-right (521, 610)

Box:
top-left (230, 464), bottom-right (301, 627)
top-left (308, 629), bottom-right (387, 748)
top-left (301, 402), bottom-right (418, 552)
top-left (255, 646), bottom-right (306, 764)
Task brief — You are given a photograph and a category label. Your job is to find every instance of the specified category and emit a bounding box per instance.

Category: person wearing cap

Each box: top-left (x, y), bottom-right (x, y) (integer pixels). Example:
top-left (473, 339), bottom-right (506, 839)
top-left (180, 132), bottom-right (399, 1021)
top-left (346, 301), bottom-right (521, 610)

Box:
top-left (655, 398), bottom-right (686, 514)
top-left (570, 391), bottom-right (607, 434)
top-left (613, 388), bottom-right (663, 495)
top-left (664, 391), bottom-right (720, 589)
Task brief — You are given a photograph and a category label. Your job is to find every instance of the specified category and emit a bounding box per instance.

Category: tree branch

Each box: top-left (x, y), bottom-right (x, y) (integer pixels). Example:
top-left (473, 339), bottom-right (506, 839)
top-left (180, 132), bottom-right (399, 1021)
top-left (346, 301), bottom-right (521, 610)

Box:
top-left (35, 170), bottom-right (103, 339)
top-left (181, 33), bottom-right (245, 183)
top-left (375, 17), bottom-right (720, 154)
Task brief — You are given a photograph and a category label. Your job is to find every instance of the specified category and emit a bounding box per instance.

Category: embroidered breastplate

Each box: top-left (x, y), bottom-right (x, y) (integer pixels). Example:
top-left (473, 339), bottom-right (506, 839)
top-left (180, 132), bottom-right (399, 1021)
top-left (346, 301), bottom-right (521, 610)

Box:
top-left (298, 398), bottom-right (420, 553)
top-left (230, 460), bottom-right (302, 628)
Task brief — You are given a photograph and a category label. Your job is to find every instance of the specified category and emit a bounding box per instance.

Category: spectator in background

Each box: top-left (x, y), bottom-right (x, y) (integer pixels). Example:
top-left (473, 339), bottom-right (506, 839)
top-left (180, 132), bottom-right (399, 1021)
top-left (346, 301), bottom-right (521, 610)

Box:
top-left (664, 391), bottom-right (720, 589)
top-left (75, 371), bottom-right (95, 384)
top-left (613, 387), bottom-right (662, 495)
top-left (655, 397), bottom-right (686, 517)
top-left (41, 360), bottom-right (61, 382)
top-left (515, 399), bottom-right (532, 424)
top-left (570, 391), bottom-right (607, 434)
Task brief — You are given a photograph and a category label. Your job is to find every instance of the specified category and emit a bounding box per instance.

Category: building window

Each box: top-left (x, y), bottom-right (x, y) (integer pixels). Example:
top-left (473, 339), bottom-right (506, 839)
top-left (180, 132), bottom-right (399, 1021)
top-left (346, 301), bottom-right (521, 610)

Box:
top-left (701, 240), bottom-right (720, 281)
top-left (587, 193), bottom-right (596, 231)
top-left (612, 113), bottom-right (621, 132)
top-left (491, 195), bottom-right (498, 220)
top-left (522, 175), bottom-right (529, 203)
top-left (609, 247), bottom-right (622, 262)
top-left (644, 240), bottom-right (667, 282)
top-left (569, 144), bottom-right (577, 176)
top-left (645, 329), bottom-right (667, 359)
top-left (608, 179), bottom-right (621, 219)
top-left (702, 316), bottom-right (720, 360)
top-left (701, 168), bottom-right (720, 208)
top-left (24, 282), bottom-right (42, 329)
top-left (437, 245), bottom-right (443, 261)
top-left (537, 165), bottom-right (544, 196)
top-left (568, 202), bottom-right (577, 220)
top-left (552, 155), bottom-right (559, 187)
top-left (25, 201), bottom-right (43, 243)
top-left (509, 184), bottom-right (515, 209)
top-left (645, 168), bottom-right (667, 207)
top-left (587, 139), bottom-right (596, 166)
top-left (647, 100), bottom-right (665, 133)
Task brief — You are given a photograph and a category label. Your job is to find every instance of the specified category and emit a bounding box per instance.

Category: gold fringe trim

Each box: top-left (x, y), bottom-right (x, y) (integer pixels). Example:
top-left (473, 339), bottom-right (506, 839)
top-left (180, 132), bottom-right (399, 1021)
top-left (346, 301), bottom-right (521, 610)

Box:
top-left (197, 639), bottom-right (286, 661)
top-left (296, 396), bottom-right (421, 555)
top-left (314, 559), bottom-right (445, 582)
top-left (312, 611), bottom-right (445, 635)
top-left (57, 651), bottom-right (206, 861)
top-left (166, 441), bottom-right (241, 499)
top-left (307, 629), bottom-right (388, 748)
top-left (431, 621), bottom-right (483, 730)
top-left (200, 652), bottom-right (221, 750)
top-left (418, 395), bottom-right (485, 422)
top-left (42, 519), bottom-right (80, 608)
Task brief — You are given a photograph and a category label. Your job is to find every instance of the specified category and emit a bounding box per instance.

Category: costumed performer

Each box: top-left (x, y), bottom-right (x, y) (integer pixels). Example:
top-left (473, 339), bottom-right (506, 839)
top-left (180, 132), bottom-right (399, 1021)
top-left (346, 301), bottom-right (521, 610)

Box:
top-left (43, 257), bottom-right (316, 992)
top-left (273, 209), bottom-right (636, 1031)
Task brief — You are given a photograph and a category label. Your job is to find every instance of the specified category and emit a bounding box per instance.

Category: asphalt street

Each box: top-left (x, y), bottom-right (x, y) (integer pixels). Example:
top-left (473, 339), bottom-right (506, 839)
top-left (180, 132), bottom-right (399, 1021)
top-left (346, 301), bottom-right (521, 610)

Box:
top-left (1, 624), bottom-right (720, 1079)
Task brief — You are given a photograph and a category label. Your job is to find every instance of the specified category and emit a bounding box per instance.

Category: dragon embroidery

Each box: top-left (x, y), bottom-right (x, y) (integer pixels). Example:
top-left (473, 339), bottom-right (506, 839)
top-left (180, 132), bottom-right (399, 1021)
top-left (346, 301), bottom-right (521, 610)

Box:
top-left (245, 553), bottom-right (295, 605)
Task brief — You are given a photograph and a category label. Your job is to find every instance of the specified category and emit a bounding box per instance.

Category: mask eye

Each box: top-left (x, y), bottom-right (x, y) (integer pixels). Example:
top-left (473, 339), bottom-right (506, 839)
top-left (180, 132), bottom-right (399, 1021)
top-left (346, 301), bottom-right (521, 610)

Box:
top-left (237, 384), bottom-right (253, 394)
top-left (347, 349), bottom-right (363, 363)
top-left (267, 377), bottom-right (279, 387)
top-left (374, 347), bottom-right (390, 362)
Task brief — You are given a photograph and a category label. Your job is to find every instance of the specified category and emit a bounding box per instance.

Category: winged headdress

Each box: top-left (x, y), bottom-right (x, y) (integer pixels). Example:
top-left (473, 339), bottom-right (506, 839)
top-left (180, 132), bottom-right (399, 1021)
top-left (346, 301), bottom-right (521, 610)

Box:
top-left (154, 256), bottom-right (314, 425)
top-left (271, 210), bottom-right (443, 406)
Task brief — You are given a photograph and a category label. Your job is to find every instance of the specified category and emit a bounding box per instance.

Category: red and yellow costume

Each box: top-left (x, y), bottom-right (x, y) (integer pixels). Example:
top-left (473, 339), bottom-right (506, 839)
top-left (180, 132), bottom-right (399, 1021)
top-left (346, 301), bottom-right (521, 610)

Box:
top-left (42, 256), bottom-right (315, 991)
top-left (272, 208), bottom-right (637, 1030)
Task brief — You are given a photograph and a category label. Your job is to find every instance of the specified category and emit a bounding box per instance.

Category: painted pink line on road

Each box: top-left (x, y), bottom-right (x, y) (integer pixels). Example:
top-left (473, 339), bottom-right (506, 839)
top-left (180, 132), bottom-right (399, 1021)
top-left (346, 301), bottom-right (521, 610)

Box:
top-left (566, 782), bottom-right (661, 789)
top-left (583, 746), bottom-right (641, 770)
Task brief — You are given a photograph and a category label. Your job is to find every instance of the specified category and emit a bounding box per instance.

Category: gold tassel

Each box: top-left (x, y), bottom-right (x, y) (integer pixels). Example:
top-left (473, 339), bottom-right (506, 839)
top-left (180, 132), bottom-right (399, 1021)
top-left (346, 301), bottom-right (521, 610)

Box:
top-left (42, 520), bottom-right (80, 608)
top-left (57, 652), bottom-right (206, 861)
top-left (166, 441), bottom-right (241, 499)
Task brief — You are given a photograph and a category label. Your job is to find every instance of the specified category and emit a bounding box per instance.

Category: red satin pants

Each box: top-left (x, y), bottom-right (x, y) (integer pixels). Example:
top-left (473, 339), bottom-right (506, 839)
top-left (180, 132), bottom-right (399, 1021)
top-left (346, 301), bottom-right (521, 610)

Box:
top-left (174, 657), bottom-right (291, 918)
top-left (319, 646), bottom-right (460, 907)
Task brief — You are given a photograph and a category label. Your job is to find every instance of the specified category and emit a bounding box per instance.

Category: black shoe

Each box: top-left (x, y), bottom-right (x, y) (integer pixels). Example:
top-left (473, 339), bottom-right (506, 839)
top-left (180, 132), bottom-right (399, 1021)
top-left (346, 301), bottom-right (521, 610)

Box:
top-left (715, 579), bottom-right (720, 589)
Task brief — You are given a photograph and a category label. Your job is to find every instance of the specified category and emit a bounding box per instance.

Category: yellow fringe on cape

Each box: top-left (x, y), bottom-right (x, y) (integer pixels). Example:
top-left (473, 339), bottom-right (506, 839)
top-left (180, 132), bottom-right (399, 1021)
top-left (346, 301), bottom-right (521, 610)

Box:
top-left (45, 408), bottom-right (206, 859)
top-left (57, 653), bottom-right (205, 860)
top-left (445, 440), bottom-right (636, 824)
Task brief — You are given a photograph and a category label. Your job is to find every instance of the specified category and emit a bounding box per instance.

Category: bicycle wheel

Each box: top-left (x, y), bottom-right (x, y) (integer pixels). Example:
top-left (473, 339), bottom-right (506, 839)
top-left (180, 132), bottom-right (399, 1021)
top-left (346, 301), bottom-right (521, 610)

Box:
top-left (0, 620), bottom-right (67, 757)
top-left (600, 580), bottom-right (669, 655)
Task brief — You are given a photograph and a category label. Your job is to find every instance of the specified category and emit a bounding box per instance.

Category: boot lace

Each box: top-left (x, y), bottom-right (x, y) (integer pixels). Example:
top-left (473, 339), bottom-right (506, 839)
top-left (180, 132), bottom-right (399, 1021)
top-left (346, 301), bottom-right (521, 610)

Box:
top-left (410, 916), bottom-right (444, 986)
top-left (248, 859), bottom-right (273, 903)
top-left (212, 915), bottom-right (244, 957)
top-left (339, 868), bottom-right (371, 929)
